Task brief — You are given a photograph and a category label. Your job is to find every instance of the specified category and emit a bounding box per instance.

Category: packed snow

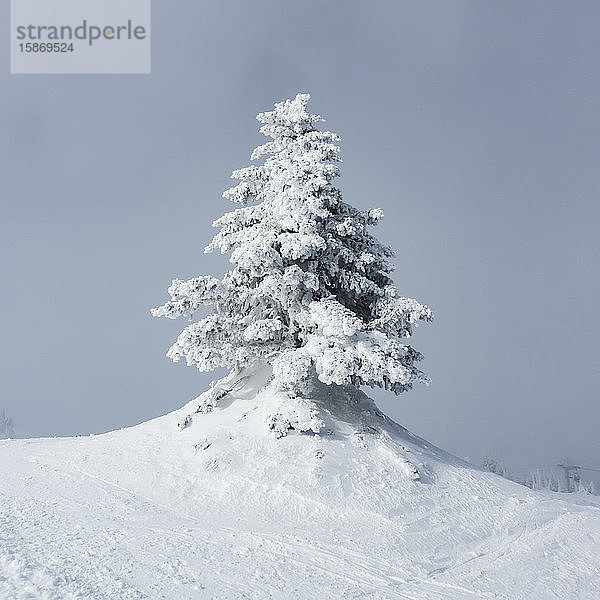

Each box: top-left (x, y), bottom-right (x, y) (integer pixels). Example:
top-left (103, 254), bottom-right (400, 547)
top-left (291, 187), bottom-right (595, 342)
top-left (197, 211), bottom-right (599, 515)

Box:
top-left (1, 368), bottom-right (599, 599)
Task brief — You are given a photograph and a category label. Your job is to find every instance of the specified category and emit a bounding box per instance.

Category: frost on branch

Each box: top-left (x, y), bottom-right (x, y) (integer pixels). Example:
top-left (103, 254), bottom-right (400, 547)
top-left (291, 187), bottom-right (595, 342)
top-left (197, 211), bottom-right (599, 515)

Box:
top-left (153, 93), bottom-right (432, 430)
top-left (150, 276), bottom-right (222, 320)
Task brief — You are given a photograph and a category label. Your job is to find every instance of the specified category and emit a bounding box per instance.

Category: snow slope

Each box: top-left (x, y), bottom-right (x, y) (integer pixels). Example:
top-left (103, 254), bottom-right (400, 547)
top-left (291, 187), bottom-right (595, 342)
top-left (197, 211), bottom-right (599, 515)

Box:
top-left (1, 370), bottom-right (599, 599)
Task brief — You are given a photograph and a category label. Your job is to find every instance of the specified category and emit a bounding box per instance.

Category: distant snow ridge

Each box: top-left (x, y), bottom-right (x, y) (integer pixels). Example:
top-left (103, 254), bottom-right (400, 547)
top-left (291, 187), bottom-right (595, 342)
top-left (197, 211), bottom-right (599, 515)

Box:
top-left (153, 93), bottom-right (432, 433)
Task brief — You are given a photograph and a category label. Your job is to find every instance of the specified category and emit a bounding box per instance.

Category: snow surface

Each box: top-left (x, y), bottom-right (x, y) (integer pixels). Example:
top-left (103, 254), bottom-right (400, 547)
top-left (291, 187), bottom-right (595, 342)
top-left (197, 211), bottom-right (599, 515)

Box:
top-left (1, 369), bottom-right (599, 599)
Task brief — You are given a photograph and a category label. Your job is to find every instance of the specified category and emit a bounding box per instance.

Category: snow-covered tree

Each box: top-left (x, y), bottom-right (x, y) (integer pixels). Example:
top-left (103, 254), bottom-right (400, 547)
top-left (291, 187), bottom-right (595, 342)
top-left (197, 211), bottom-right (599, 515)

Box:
top-left (0, 409), bottom-right (14, 439)
top-left (153, 94), bottom-right (432, 429)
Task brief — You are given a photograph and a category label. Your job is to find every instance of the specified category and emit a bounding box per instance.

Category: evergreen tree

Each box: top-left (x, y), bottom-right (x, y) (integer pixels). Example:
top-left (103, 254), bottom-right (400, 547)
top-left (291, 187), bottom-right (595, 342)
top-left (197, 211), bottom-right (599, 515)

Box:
top-left (153, 93), bottom-right (432, 418)
top-left (0, 409), bottom-right (14, 439)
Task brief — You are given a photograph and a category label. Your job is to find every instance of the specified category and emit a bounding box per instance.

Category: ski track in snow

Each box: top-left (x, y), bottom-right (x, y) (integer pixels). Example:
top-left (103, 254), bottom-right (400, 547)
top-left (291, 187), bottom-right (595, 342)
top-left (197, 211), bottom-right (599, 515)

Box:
top-left (1, 463), bottom-right (483, 600)
top-left (1, 379), bottom-right (599, 599)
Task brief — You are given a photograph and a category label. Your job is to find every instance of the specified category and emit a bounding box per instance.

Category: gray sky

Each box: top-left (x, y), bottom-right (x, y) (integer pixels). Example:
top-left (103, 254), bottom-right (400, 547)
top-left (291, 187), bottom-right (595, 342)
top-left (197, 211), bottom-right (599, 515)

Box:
top-left (1, 1), bottom-right (599, 482)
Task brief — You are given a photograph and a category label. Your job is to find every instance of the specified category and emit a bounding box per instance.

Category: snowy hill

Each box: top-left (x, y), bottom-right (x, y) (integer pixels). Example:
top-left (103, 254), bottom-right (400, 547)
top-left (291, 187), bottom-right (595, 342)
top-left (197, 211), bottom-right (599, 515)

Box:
top-left (1, 370), bottom-right (599, 599)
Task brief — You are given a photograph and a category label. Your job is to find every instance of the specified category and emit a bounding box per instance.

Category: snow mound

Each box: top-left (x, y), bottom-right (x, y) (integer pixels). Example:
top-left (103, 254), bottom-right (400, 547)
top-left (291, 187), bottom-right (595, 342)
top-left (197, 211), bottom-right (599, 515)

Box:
top-left (1, 369), bottom-right (599, 599)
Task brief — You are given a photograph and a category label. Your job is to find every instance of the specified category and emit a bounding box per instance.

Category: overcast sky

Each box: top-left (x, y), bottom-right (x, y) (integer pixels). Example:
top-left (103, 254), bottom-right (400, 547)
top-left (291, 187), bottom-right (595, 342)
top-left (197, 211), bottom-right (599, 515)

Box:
top-left (1, 1), bottom-right (598, 483)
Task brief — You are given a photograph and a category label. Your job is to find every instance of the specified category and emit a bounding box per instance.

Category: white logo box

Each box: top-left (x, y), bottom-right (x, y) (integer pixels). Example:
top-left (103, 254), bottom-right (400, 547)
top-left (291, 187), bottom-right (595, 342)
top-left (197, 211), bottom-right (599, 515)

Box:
top-left (11, 0), bottom-right (151, 74)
